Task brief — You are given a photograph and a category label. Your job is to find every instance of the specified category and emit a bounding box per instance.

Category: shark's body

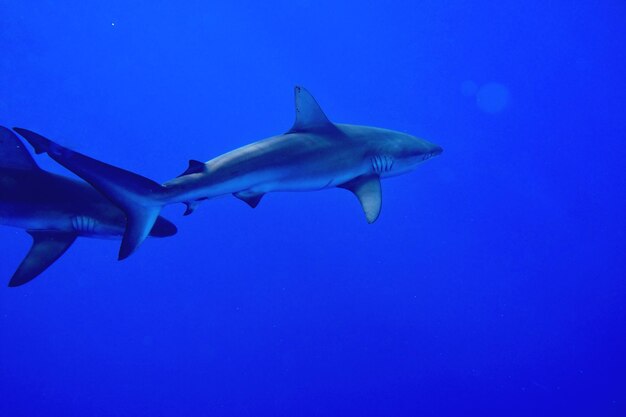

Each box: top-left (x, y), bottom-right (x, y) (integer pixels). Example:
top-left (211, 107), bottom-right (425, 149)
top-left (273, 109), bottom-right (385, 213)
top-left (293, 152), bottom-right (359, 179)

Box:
top-left (16, 86), bottom-right (442, 260)
top-left (163, 123), bottom-right (437, 211)
top-left (0, 127), bottom-right (177, 286)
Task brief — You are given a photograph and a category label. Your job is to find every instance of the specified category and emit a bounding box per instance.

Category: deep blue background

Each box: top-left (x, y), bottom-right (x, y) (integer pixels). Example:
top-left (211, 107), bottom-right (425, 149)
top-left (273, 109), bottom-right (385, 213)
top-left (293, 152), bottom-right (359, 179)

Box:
top-left (1, 1), bottom-right (625, 416)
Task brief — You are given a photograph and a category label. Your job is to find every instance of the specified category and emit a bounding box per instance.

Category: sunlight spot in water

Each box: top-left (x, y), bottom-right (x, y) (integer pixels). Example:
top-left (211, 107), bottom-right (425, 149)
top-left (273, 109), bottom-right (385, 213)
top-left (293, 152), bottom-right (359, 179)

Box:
top-left (476, 82), bottom-right (510, 113)
top-left (111, 22), bottom-right (116, 27)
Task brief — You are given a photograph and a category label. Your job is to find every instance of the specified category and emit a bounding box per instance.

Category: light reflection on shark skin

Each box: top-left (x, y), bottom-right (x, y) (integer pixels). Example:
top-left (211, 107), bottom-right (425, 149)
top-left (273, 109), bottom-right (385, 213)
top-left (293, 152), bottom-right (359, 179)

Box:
top-left (0, 127), bottom-right (177, 287)
top-left (15, 86), bottom-right (442, 260)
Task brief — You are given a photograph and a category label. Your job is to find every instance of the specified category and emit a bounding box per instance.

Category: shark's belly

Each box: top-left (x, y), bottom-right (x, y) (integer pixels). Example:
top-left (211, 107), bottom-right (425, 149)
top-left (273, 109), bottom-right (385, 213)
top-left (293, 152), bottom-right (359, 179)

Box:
top-left (165, 137), bottom-right (370, 200)
top-left (222, 163), bottom-right (362, 195)
top-left (252, 171), bottom-right (351, 192)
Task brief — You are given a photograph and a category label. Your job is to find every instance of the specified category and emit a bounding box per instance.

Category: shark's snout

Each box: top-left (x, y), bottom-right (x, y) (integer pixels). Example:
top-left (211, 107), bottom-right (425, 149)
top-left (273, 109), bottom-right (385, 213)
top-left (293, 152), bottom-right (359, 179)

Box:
top-left (418, 143), bottom-right (443, 161)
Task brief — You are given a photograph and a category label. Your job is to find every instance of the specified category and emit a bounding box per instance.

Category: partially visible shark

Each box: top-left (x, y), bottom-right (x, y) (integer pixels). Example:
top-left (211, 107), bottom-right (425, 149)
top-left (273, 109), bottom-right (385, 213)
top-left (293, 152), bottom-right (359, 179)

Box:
top-left (0, 126), bottom-right (177, 286)
top-left (15, 86), bottom-right (442, 260)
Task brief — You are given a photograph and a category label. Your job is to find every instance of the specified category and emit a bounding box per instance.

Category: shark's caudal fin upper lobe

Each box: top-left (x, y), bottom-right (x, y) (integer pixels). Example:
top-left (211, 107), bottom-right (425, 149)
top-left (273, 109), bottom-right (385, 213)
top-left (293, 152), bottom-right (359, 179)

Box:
top-left (0, 126), bottom-right (40, 170)
top-left (14, 128), bottom-right (168, 260)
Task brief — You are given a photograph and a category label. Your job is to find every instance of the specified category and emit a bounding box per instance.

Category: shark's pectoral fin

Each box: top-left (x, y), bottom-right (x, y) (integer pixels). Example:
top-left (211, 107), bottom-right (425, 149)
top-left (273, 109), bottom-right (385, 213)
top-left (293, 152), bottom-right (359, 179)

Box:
top-left (9, 231), bottom-right (77, 287)
top-left (233, 191), bottom-right (264, 208)
top-left (339, 175), bottom-right (382, 223)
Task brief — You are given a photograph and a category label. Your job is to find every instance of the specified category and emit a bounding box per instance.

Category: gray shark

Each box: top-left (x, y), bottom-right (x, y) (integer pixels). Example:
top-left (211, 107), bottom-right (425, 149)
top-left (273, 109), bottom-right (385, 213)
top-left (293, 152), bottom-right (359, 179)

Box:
top-left (0, 126), bottom-right (177, 286)
top-left (15, 86), bottom-right (442, 260)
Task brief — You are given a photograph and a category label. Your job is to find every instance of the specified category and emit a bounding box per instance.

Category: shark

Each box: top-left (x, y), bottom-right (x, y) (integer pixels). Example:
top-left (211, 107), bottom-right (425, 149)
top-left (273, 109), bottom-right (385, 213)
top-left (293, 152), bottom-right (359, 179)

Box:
top-left (0, 126), bottom-right (177, 287)
top-left (14, 86), bottom-right (442, 260)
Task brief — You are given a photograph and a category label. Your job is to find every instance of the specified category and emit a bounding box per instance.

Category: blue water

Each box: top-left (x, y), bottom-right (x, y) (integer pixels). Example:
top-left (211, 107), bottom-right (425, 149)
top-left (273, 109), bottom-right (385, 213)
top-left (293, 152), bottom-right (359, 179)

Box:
top-left (1, 1), bottom-right (625, 416)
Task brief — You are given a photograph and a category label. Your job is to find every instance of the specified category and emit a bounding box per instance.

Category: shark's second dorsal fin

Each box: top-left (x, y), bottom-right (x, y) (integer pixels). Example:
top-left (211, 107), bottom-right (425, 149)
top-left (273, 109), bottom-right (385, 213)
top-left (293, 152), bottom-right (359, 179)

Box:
top-left (0, 126), bottom-right (39, 171)
top-left (288, 86), bottom-right (340, 134)
top-left (177, 160), bottom-right (206, 178)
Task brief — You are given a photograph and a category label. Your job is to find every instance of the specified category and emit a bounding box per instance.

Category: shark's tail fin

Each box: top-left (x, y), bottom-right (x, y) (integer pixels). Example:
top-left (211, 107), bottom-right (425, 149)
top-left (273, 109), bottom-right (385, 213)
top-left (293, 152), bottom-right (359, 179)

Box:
top-left (14, 128), bottom-right (168, 260)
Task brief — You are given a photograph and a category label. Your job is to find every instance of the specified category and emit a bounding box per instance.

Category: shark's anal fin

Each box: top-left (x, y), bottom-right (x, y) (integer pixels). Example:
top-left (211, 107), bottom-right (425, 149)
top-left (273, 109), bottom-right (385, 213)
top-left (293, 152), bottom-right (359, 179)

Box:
top-left (233, 191), bottom-right (264, 208)
top-left (177, 160), bottom-right (205, 178)
top-left (287, 86), bottom-right (341, 134)
top-left (0, 126), bottom-right (39, 171)
top-left (9, 231), bottom-right (77, 287)
top-left (339, 175), bottom-right (382, 223)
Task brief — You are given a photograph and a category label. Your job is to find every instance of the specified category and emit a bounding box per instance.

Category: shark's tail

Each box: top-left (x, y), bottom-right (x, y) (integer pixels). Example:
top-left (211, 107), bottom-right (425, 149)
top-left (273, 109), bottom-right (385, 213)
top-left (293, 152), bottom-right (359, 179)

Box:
top-left (14, 128), bottom-right (169, 260)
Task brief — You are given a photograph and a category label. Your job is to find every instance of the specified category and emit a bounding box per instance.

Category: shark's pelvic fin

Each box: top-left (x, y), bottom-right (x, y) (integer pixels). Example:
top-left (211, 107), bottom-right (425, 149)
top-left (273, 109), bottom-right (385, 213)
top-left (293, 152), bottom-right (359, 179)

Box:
top-left (14, 128), bottom-right (167, 260)
top-left (0, 126), bottom-right (39, 171)
top-left (233, 191), bottom-right (264, 208)
top-left (177, 159), bottom-right (205, 178)
top-left (288, 86), bottom-right (341, 134)
top-left (9, 231), bottom-right (77, 287)
top-left (339, 175), bottom-right (382, 223)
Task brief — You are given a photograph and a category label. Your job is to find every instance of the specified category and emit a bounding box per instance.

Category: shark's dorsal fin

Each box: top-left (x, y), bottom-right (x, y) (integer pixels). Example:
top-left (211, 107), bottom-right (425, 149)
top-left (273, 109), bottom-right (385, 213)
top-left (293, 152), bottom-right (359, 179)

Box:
top-left (288, 86), bottom-right (340, 134)
top-left (339, 175), bottom-right (382, 223)
top-left (177, 159), bottom-right (205, 178)
top-left (9, 231), bottom-right (77, 287)
top-left (0, 126), bottom-right (39, 171)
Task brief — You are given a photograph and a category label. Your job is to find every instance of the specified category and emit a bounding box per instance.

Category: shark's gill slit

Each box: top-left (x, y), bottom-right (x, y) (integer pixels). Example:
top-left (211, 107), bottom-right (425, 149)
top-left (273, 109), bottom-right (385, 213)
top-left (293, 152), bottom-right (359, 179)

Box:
top-left (371, 155), bottom-right (393, 174)
top-left (72, 215), bottom-right (97, 234)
